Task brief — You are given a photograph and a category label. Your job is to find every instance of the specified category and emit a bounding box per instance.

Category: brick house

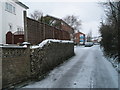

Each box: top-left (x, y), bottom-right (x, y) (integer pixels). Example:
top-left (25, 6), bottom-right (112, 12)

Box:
top-left (74, 32), bottom-right (85, 45)
top-left (43, 15), bottom-right (74, 41)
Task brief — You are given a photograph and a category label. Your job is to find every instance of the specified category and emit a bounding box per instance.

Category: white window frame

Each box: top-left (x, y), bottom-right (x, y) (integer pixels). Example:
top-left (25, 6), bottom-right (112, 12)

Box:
top-left (5, 2), bottom-right (16, 14)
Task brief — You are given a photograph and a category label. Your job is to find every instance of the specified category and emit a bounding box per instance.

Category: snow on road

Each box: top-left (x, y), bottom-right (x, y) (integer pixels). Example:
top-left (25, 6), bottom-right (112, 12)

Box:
top-left (23, 45), bottom-right (118, 88)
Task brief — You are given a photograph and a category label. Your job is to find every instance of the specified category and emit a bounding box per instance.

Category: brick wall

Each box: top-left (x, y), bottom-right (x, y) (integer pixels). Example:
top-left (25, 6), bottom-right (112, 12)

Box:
top-left (2, 47), bottom-right (30, 89)
top-left (27, 18), bottom-right (70, 45)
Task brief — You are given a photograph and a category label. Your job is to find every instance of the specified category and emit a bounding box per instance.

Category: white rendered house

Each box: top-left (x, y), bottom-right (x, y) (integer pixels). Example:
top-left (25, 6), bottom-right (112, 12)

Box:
top-left (0, 0), bottom-right (28, 44)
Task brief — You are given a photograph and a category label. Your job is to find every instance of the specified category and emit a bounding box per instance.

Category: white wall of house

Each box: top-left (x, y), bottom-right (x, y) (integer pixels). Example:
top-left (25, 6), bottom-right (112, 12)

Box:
top-left (0, 0), bottom-right (27, 44)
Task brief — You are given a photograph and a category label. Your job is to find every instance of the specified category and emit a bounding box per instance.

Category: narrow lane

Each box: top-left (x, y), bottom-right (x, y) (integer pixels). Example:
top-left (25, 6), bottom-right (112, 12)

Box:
top-left (23, 45), bottom-right (118, 88)
top-left (92, 46), bottom-right (118, 88)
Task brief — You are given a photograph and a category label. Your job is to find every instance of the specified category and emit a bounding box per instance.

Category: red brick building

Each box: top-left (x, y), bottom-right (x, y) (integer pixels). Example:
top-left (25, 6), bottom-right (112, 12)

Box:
top-left (74, 32), bottom-right (85, 45)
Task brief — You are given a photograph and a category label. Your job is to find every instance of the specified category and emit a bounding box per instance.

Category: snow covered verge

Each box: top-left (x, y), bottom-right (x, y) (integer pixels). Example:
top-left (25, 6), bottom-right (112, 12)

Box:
top-left (106, 57), bottom-right (120, 73)
top-left (30, 39), bottom-right (73, 49)
top-left (100, 48), bottom-right (120, 73)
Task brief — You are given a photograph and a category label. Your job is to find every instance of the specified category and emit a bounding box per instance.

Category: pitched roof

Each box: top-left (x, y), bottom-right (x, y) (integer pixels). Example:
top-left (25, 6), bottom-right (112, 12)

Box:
top-left (75, 32), bottom-right (85, 35)
top-left (44, 15), bottom-right (74, 30)
top-left (12, 0), bottom-right (29, 9)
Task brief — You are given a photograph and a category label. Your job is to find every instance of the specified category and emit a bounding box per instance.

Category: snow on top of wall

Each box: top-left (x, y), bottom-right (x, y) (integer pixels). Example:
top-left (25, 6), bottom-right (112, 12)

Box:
top-left (0, 43), bottom-right (27, 48)
top-left (22, 42), bottom-right (31, 45)
top-left (31, 39), bottom-right (73, 49)
top-left (0, 45), bottom-right (27, 48)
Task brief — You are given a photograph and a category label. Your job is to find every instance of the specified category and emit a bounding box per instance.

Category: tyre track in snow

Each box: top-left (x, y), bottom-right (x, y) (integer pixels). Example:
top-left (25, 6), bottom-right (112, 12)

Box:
top-left (51, 49), bottom-right (90, 88)
top-left (91, 46), bottom-right (118, 88)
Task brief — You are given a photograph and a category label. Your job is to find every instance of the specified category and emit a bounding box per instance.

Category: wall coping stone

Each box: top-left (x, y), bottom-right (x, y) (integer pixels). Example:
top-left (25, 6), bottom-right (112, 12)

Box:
top-left (0, 46), bottom-right (27, 49)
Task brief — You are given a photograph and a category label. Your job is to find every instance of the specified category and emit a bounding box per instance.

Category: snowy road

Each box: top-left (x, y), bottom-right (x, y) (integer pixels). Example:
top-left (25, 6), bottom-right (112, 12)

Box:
top-left (23, 45), bottom-right (118, 88)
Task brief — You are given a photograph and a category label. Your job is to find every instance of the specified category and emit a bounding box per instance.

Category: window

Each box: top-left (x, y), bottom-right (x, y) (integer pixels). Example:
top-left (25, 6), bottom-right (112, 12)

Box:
top-left (5, 3), bottom-right (9, 10)
top-left (5, 2), bottom-right (16, 14)
top-left (13, 7), bottom-right (15, 14)
top-left (9, 4), bottom-right (12, 13)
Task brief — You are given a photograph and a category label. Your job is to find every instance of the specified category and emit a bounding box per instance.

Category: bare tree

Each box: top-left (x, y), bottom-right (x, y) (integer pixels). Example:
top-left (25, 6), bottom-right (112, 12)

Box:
top-left (63, 15), bottom-right (82, 33)
top-left (30, 10), bottom-right (43, 21)
top-left (87, 30), bottom-right (92, 42)
top-left (99, 1), bottom-right (120, 62)
top-left (101, 1), bottom-right (119, 25)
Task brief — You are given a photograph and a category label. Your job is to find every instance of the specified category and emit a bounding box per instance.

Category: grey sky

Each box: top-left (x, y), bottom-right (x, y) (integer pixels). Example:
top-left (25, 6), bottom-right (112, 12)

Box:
top-left (20, 0), bottom-right (106, 37)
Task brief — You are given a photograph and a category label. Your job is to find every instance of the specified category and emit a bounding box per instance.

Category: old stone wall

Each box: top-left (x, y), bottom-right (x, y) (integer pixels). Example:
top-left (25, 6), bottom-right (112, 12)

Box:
top-left (2, 46), bottom-right (30, 88)
top-left (30, 42), bottom-right (74, 79)
top-left (1, 42), bottom-right (74, 89)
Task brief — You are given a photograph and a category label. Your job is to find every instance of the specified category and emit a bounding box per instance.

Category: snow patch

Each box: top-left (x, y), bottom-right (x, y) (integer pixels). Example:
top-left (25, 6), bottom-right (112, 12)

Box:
top-left (31, 39), bottom-right (73, 49)
top-left (22, 42), bottom-right (30, 45)
top-left (0, 45), bottom-right (27, 48)
top-left (107, 57), bottom-right (119, 73)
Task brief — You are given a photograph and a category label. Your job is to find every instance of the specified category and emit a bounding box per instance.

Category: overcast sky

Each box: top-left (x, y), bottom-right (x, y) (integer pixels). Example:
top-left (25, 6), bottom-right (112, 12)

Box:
top-left (19, 0), bottom-right (107, 37)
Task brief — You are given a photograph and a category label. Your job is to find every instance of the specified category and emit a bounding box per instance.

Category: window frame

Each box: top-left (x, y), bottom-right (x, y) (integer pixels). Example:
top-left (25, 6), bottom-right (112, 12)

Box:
top-left (5, 2), bottom-right (16, 15)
